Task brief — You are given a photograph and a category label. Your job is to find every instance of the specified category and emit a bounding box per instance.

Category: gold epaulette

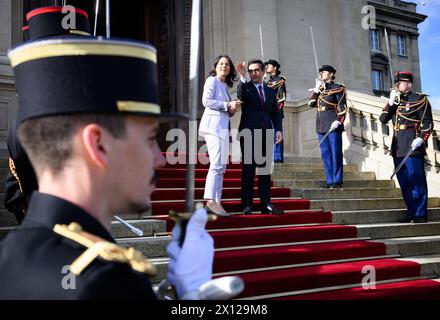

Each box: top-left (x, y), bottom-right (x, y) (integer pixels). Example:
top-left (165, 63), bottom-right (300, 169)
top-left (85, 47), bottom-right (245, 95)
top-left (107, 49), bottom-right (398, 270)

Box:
top-left (267, 79), bottom-right (285, 89)
top-left (53, 223), bottom-right (156, 277)
top-left (8, 158), bottom-right (23, 193)
top-left (416, 92), bottom-right (429, 97)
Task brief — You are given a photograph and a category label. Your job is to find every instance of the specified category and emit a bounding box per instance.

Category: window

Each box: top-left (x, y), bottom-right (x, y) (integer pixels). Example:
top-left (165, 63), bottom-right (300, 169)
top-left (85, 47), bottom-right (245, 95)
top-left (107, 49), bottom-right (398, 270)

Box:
top-left (397, 35), bottom-right (407, 56)
top-left (370, 30), bottom-right (380, 51)
top-left (372, 70), bottom-right (383, 91)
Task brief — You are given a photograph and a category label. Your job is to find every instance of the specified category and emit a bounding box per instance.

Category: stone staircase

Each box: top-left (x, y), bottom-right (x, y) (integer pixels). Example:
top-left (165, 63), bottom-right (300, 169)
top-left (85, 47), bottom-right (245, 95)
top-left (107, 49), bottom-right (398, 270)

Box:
top-left (1, 156), bottom-right (440, 299)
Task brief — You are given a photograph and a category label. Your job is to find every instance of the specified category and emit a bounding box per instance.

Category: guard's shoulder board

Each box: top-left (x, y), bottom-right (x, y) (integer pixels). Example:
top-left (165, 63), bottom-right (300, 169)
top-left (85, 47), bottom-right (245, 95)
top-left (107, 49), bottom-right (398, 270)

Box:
top-left (53, 223), bottom-right (156, 277)
top-left (416, 92), bottom-right (429, 97)
top-left (336, 82), bottom-right (346, 88)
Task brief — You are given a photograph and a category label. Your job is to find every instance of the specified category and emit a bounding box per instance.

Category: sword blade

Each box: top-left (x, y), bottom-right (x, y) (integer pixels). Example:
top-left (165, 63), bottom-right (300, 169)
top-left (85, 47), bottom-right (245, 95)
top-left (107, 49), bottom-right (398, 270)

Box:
top-left (259, 24), bottom-right (264, 62)
top-left (114, 215), bottom-right (144, 237)
top-left (384, 28), bottom-right (394, 87)
top-left (93, 0), bottom-right (100, 36)
top-left (185, 0), bottom-right (202, 216)
top-left (390, 148), bottom-right (413, 180)
top-left (311, 130), bottom-right (331, 154)
top-left (310, 26), bottom-right (320, 78)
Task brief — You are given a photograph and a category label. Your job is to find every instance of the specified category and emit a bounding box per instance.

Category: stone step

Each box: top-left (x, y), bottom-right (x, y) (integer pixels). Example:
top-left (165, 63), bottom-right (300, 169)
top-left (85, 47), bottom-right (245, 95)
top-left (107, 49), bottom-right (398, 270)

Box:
top-left (376, 235), bottom-right (440, 257)
top-left (151, 251), bottom-right (440, 287)
top-left (272, 171), bottom-right (376, 181)
top-left (283, 157), bottom-right (322, 164)
top-left (117, 236), bottom-right (171, 258)
top-left (356, 222), bottom-right (440, 240)
top-left (111, 219), bottom-right (166, 238)
top-left (310, 197), bottom-right (440, 211)
top-left (274, 163), bottom-right (358, 173)
top-left (332, 208), bottom-right (440, 225)
top-left (274, 179), bottom-right (395, 189)
top-left (293, 188), bottom-right (402, 200)
top-left (398, 254), bottom-right (440, 277)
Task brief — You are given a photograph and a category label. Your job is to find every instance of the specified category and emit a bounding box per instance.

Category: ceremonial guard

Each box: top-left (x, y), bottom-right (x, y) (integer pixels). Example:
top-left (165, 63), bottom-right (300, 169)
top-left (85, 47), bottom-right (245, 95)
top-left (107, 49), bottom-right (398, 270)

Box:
top-left (308, 65), bottom-right (347, 188)
top-left (380, 71), bottom-right (434, 223)
top-left (4, 5), bottom-right (92, 223)
top-left (265, 59), bottom-right (287, 163)
top-left (0, 37), bottom-right (214, 299)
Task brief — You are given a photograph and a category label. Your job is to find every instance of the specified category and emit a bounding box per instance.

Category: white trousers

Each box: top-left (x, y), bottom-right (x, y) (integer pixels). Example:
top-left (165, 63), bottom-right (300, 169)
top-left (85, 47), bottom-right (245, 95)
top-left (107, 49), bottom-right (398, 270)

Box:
top-left (203, 133), bottom-right (229, 202)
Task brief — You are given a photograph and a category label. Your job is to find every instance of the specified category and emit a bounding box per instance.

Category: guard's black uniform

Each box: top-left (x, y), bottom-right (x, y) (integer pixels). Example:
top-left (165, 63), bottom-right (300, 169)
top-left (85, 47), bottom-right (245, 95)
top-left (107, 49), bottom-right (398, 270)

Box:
top-left (266, 74), bottom-right (287, 119)
top-left (0, 192), bottom-right (157, 300)
top-left (266, 72), bottom-right (287, 163)
top-left (380, 91), bottom-right (433, 158)
top-left (4, 117), bottom-right (38, 223)
top-left (380, 72), bottom-right (433, 221)
top-left (308, 81), bottom-right (347, 134)
top-left (308, 65), bottom-right (347, 187)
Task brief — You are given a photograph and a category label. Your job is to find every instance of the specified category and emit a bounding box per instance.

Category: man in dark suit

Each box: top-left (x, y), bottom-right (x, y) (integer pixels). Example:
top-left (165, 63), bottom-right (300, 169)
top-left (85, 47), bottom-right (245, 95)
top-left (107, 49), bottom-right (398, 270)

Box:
top-left (235, 59), bottom-right (284, 215)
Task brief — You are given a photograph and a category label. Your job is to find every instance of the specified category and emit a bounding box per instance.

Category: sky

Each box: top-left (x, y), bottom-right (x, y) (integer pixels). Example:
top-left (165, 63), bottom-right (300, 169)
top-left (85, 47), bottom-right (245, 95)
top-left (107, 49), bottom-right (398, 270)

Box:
top-left (417, 0), bottom-right (440, 111)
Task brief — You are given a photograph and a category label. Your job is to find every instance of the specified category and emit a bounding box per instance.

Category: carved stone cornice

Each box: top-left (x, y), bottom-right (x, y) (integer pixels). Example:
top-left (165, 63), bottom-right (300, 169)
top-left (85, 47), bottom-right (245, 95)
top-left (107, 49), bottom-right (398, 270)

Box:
top-left (368, 1), bottom-right (427, 24)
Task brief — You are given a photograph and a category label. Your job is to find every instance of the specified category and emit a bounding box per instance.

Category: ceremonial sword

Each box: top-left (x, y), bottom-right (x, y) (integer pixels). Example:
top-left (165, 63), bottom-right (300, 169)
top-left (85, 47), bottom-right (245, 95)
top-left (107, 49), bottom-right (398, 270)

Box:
top-left (384, 28), bottom-right (400, 105)
top-left (114, 215), bottom-right (144, 237)
top-left (390, 147), bottom-right (414, 180)
top-left (310, 26), bottom-right (320, 80)
top-left (179, 0), bottom-right (202, 247)
top-left (310, 128), bottom-right (332, 154)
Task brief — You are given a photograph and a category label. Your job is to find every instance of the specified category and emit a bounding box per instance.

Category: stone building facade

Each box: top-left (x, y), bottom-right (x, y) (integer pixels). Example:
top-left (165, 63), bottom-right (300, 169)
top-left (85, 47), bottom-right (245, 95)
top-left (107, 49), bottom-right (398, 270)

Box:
top-left (0, 0), bottom-right (430, 154)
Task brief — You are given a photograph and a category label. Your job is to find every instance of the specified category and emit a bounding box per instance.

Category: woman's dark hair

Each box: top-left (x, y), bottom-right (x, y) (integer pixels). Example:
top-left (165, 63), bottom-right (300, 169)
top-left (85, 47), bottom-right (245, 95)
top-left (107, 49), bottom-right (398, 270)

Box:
top-left (209, 55), bottom-right (237, 88)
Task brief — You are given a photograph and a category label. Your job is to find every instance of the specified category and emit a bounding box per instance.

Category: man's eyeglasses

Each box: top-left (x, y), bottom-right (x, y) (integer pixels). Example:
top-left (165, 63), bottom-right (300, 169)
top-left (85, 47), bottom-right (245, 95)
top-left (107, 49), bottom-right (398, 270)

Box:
top-left (248, 68), bottom-right (261, 73)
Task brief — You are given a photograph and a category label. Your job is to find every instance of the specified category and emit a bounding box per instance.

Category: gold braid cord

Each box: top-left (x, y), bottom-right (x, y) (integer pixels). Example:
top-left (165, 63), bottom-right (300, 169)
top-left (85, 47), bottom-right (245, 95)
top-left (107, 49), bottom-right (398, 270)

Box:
top-left (53, 223), bottom-right (156, 277)
top-left (267, 79), bottom-right (286, 103)
top-left (317, 86), bottom-right (347, 117)
top-left (9, 158), bottom-right (23, 193)
top-left (396, 96), bottom-right (428, 123)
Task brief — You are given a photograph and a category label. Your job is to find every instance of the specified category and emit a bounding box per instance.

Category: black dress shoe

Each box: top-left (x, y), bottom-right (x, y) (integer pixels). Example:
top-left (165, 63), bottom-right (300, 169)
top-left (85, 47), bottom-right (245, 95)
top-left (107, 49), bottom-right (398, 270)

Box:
top-left (261, 204), bottom-right (284, 215)
top-left (242, 206), bottom-right (253, 215)
top-left (414, 217), bottom-right (428, 223)
top-left (332, 183), bottom-right (343, 189)
top-left (322, 183), bottom-right (332, 189)
top-left (397, 216), bottom-right (413, 223)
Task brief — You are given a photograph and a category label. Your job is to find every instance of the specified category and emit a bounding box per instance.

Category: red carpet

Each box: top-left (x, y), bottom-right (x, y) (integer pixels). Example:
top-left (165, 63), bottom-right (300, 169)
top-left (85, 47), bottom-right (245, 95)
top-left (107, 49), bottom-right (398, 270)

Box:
top-left (233, 259), bottom-right (421, 298)
top-left (151, 199), bottom-right (310, 216)
top-left (280, 279), bottom-right (440, 300)
top-left (152, 187), bottom-right (290, 201)
top-left (158, 168), bottom-right (244, 179)
top-left (156, 178), bottom-right (274, 188)
top-left (213, 240), bottom-right (386, 273)
top-left (164, 163), bottom-right (243, 170)
top-left (157, 211), bottom-right (332, 232)
top-left (155, 153), bottom-right (440, 299)
top-left (210, 224), bottom-right (357, 248)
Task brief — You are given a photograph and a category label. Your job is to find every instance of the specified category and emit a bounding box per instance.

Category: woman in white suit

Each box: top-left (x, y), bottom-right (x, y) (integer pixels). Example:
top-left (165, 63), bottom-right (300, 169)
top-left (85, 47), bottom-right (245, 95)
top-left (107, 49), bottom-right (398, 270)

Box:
top-left (199, 55), bottom-right (241, 216)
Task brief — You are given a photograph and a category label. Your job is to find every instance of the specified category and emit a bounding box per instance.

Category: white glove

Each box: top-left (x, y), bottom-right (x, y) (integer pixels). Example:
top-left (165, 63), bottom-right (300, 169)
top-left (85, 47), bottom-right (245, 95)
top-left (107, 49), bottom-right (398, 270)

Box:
top-left (411, 137), bottom-right (424, 151)
top-left (313, 79), bottom-right (323, 93)
top-left (166, 208), bottom-right (214, 300)
top-left (330, 120), bottom-right (341, 132)
top-left (389, 89), bottom-right (400, 105)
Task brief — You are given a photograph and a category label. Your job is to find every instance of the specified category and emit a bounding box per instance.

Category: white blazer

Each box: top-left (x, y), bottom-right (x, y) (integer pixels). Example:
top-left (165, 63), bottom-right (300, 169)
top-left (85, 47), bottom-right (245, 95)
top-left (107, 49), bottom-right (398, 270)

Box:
top-left (199, 76), bottom-right (231, 140)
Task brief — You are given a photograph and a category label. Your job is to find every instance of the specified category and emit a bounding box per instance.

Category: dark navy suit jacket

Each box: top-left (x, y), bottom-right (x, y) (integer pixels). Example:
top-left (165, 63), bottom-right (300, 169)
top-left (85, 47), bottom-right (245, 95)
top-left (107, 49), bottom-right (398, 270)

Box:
top-left (237, 81), bottom-right (282, 132)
